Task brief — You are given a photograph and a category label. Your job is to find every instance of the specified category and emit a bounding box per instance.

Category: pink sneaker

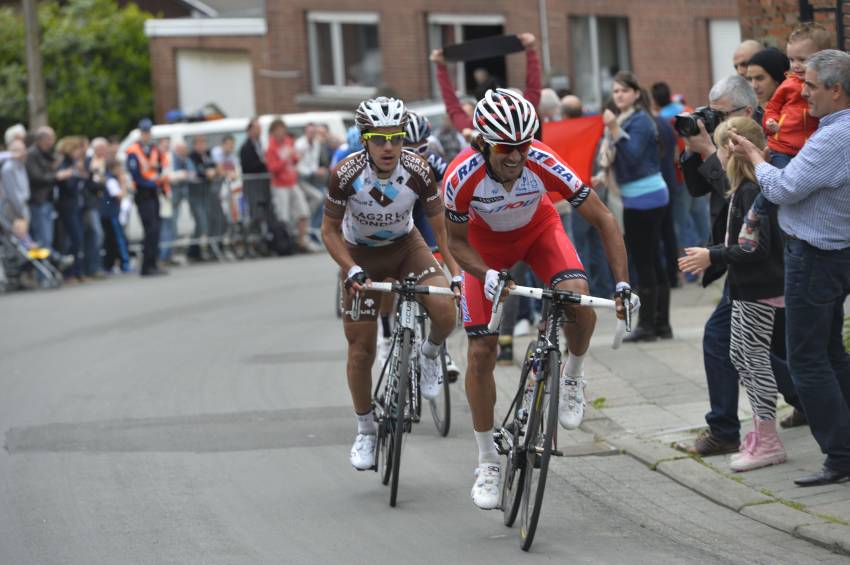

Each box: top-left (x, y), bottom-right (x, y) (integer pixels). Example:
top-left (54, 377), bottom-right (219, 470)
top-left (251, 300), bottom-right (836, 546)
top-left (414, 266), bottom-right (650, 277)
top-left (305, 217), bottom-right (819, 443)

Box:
top-left (730, 418), bottom-right (787, 472)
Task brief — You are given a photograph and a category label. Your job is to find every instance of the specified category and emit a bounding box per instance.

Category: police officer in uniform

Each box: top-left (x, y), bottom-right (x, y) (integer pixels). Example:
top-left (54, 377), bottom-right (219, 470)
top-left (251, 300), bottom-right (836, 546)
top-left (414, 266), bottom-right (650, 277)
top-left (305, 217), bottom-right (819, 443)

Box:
top-left (126, 118), bottom-right (167, 276)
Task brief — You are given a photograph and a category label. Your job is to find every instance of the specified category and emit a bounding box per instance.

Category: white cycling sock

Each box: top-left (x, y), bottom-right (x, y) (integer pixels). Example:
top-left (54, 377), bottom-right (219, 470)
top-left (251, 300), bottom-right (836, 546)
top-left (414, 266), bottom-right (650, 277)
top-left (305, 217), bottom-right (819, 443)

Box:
top-left (475, 429), bottom-right (500, 465)
top-left (356, 410), bottom-right (377, 435)
top-left (421, 338), bottom-right (440, 360)
top-left (564, 351), bottom-right (585, 377)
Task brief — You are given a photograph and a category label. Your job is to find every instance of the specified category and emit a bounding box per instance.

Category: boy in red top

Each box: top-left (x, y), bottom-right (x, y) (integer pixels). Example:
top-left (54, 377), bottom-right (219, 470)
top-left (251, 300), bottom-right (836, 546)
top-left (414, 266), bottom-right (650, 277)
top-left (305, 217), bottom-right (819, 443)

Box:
top-left (738, 23), bottom-right (833, 251)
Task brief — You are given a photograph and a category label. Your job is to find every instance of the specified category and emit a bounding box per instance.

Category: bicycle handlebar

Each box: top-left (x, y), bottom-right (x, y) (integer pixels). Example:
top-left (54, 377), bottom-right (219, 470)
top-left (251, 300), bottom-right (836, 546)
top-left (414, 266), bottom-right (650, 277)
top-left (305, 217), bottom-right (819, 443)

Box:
top-left (366, 281), bottom-right (456, 296)
top-left (487, 283), bottom-right (628, 349)
top-left (349, 281), bottom-right (456, 321)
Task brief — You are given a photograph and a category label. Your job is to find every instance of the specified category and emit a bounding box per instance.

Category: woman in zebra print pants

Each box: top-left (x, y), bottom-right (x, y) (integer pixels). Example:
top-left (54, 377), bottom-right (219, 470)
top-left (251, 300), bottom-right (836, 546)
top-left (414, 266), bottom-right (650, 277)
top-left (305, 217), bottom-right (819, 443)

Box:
top-left (679, 117), bottom-right (788, 472)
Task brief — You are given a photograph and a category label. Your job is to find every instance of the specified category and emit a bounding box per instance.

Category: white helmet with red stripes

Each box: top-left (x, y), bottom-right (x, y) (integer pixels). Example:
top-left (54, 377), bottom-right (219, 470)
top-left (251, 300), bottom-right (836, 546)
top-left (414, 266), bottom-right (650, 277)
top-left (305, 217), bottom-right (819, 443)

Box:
top-left (473, 88), bottom-right (539, 145)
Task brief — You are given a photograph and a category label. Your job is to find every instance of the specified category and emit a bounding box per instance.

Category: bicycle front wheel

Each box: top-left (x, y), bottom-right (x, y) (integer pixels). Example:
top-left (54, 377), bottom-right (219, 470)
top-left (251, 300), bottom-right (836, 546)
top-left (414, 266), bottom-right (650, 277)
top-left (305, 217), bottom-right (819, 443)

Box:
top-left (518, 349), bottom-right (559, 551)
top-left (503, 341), bottom-right (536, 527)
top-left (429, 344), bottom-right (451, 437)
top-left (389, 328), bottom-right (412, 507)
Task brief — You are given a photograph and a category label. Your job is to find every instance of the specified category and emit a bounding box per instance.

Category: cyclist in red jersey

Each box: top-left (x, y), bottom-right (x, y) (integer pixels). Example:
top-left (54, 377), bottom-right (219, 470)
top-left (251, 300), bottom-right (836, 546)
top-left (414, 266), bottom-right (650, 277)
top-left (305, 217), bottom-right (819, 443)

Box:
top-left (444, 89), bottom-right (635, 509)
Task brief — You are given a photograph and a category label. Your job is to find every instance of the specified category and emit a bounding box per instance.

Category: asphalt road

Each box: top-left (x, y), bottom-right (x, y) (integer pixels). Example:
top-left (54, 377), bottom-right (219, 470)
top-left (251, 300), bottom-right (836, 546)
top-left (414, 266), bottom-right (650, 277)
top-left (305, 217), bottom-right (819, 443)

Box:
top-left (0, 255), bottom-right (845, 564)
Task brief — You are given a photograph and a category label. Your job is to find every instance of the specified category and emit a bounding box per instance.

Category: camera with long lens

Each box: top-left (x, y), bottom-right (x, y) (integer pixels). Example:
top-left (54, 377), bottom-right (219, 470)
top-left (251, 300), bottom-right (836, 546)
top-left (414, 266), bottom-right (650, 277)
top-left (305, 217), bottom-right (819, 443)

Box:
top-left (674, 106), bottom-right (724, 137)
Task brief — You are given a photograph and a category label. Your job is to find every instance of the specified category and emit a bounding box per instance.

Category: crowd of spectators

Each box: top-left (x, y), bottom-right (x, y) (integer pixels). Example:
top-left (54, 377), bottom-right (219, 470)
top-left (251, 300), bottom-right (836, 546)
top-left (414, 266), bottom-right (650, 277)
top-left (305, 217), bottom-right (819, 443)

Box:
top-left (0, 116), bottom-right (341, 290)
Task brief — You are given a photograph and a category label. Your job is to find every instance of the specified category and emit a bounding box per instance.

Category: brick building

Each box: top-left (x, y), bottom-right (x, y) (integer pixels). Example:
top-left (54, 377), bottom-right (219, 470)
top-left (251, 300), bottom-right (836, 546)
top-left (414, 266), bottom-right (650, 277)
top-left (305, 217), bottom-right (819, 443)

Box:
top-left (738, 0), bottom-right (849, 51)
top-left (145, 0), bottom-right (743, 121)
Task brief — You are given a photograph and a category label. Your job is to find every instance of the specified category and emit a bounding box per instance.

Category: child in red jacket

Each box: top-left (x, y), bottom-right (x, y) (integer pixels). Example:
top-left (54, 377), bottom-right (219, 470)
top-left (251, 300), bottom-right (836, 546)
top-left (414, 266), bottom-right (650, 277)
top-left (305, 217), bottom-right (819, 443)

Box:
top-left (738, 23), bottom-right (834, 251)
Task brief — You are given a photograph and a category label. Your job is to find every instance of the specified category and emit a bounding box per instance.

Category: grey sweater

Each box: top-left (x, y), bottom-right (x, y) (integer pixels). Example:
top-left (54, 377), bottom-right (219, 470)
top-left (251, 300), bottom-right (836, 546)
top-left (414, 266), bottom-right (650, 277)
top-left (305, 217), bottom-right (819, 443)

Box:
top-left (1, 158), bottom-right (31, 223)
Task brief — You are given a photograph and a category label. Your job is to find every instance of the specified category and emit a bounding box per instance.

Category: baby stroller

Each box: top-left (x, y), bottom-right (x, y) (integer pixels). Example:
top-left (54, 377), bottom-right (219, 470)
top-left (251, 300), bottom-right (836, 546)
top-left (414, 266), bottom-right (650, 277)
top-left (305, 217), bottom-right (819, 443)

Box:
top-left (0, 231), bottom-right (64, 291)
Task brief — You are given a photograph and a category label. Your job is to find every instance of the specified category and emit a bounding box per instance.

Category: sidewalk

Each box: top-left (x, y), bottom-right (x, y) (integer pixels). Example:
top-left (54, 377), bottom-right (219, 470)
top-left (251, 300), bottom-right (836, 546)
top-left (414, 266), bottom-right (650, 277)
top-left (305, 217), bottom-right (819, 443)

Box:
top-left (499, 282), bottom-right (850, 555)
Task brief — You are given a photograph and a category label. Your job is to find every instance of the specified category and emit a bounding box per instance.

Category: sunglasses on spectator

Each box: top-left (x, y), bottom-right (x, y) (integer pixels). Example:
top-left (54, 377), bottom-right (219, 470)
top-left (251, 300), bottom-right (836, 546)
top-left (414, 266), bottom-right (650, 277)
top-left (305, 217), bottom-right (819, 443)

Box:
top-left (489, 140), bottom-right (533, 155)
top-left (363, 132), bottom-right (406, 146)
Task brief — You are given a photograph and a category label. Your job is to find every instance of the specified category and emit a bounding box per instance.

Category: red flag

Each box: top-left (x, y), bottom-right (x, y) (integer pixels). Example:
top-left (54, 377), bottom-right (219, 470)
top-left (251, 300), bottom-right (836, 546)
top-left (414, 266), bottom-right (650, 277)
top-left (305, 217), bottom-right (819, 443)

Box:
top-left (541, 116), bottom-right (604, 187)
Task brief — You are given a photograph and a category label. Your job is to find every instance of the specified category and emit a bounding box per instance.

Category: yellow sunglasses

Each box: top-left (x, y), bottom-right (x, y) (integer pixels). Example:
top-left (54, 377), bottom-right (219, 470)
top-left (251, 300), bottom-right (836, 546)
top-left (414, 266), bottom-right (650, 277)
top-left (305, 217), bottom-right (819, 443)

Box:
top-left (362, 132), bottom-right (406, 146)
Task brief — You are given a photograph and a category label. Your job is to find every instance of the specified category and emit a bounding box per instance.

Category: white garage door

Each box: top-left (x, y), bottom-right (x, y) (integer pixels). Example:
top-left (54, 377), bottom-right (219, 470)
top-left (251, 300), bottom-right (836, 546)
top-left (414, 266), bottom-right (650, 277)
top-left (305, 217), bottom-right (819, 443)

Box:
top-left (709, 20), bottom-right (743, 85)
top-left (176, 49), bottom-right (256, 118)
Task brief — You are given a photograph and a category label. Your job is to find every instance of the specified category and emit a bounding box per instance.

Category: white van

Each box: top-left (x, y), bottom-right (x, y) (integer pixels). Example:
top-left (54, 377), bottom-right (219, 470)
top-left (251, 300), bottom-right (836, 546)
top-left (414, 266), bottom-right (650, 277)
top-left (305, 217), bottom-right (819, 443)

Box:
top-left (118, 110), bottom-right (353, 158)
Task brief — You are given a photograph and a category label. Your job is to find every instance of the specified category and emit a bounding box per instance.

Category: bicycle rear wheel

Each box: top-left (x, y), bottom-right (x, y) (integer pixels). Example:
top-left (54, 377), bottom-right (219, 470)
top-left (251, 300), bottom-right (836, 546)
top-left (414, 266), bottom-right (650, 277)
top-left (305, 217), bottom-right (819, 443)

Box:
top-left (518, 349), bottom-right (559, 551)
top-left (429, 344), bottom-right (451, 437)
top-left (502, 341), bottom-right (536, 527)
top-left (389, 328), bottom-right (412, 507)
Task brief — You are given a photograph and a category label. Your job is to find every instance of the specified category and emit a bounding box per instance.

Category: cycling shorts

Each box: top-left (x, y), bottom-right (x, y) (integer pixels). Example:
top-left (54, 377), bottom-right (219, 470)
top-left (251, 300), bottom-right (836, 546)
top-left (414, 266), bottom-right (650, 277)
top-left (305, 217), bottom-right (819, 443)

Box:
top-left (342, 229), bottom-right (444, 323)
top-left (461, 209), bottom-right (586, 336)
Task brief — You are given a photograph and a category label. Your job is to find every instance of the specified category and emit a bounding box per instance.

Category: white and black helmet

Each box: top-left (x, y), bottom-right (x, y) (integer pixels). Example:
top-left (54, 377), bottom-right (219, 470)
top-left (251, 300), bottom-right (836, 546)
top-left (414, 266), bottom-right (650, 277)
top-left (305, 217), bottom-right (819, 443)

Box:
top-left (473, 88), bottom-right (539, 145)
top-left (404, 112), bottom-right (432, 145)
top-left (355, 96), bottom-right (409, 132)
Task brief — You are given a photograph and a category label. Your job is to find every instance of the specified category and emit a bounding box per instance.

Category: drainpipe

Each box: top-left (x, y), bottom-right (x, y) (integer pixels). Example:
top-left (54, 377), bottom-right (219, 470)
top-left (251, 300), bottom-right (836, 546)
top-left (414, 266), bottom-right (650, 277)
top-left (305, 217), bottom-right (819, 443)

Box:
top-left (538, 0), bottom-right (552, 76)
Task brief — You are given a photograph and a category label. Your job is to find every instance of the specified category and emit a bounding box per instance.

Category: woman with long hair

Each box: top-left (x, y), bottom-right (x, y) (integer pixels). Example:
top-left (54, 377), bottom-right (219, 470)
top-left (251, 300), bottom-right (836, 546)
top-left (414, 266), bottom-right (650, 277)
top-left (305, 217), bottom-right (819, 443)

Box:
top-left (679, 117), bottom-right (787, 472)
top-left (602, 71), bottom-right (671, 341)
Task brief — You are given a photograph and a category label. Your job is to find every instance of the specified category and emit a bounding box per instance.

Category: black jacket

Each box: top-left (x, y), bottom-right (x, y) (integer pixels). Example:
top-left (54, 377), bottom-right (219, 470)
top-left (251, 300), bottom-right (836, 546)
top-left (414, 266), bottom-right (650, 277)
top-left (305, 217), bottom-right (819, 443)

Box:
top-left (707, 179), bottom-right (785, 301)
top-left (681, 150), bottom-right (730, 287)
top-left (26, 146), bottom-right (57, 205)
top-left (239, 138), bottom-right (267, 175)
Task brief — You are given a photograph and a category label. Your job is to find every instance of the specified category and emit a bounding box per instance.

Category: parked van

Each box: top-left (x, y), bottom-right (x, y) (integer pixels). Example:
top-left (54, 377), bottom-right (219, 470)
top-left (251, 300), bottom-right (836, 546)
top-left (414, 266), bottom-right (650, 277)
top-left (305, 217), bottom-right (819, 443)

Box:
top-left (118, 111), bottom-right (353, 159)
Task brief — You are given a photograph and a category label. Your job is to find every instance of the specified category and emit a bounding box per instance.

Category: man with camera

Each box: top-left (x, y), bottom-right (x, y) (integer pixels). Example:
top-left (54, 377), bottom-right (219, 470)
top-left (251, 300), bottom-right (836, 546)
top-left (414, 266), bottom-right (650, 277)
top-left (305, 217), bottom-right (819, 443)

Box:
top-left (675, 75), bottom-right (801, 456)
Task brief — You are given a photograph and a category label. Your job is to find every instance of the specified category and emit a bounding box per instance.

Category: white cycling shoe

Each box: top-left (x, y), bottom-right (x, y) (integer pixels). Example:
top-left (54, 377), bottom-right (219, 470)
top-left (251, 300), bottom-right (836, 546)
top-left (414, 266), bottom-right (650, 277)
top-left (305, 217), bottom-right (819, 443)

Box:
top-left (471, 463), bottom-right (502, 510)
top-left (559, 368), bottom-right (586, 430)
top-left (350, 433), bottom-right (377, 470)
top-left (419, 351), bottom-right (443, 400)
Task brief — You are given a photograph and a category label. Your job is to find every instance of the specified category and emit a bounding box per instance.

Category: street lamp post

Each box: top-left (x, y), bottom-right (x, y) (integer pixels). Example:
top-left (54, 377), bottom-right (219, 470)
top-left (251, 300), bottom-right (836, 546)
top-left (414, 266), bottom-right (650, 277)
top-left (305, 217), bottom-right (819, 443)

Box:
top-left (22, 0), bottom-right (48, 129)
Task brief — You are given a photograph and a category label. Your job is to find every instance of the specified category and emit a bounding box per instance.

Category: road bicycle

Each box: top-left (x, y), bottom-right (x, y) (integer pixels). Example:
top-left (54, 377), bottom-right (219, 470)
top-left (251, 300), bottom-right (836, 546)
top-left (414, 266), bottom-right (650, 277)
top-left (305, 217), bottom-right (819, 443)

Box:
top-left (352, 278), bottom-right (455, 506)
top-left (488, 273), bottom-right (631, 550)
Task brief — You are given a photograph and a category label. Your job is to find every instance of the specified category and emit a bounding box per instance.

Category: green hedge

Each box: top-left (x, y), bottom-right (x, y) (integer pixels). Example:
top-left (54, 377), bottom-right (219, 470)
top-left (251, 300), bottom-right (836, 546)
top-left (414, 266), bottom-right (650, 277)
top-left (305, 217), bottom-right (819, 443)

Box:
top-left (0, 0), bottom-right (153, 139)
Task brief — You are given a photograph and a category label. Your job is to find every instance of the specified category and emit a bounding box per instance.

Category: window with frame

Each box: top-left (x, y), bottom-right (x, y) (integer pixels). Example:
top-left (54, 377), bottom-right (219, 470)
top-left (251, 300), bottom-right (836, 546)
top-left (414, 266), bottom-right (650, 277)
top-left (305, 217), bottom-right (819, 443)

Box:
top-left (427, 14), bottom-right (506, 99)
top-left (569, 16), bottom-right (631, 112)
top-left (307, 12), bottom-right (381, 94)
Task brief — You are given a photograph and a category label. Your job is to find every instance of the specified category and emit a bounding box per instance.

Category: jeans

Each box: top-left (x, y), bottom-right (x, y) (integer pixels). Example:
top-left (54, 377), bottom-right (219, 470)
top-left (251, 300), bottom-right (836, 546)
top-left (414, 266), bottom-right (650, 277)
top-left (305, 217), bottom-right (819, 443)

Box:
top-left (671, 181), bottom-right (711, 247)
top-left (101, 215), bottom-right (129, 271)
top-left (56, 200), bottom-right (84, 278)
top-left (160, 184), bottom-right (189, 261)
top-left (769, 151), bottom-right (793, 168)
top-left (82, 207), bottom-right (103, 275)
top-left (704, 282), bottom-right (801, 443)
top-left (784, 239), bottom-right (850, 471)
top-left (28, 202), bottom-right (55, 250)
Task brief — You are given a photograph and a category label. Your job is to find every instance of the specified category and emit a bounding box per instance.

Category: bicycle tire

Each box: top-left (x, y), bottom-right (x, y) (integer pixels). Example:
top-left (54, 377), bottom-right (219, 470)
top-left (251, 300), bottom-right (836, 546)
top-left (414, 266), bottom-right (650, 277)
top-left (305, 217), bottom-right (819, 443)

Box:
top-left (503, 341), bottom-right (536, 527)
top-left (380, 332), bottom-right (403, 486)
top-left (518, 349), bottom-right (559, 551)
top-left (429, 344), bottom-right (451, 437)
top-left (389, 328), bottom-right (412, 507)
top-left (378, 417), bottom-right (390, 484)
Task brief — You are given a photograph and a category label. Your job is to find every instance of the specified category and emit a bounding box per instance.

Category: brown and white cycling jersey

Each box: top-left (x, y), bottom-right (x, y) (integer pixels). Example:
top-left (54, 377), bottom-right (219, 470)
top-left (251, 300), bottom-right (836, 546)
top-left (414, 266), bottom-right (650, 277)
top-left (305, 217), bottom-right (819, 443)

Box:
top-left (325, 150), bottom-right (442, 247)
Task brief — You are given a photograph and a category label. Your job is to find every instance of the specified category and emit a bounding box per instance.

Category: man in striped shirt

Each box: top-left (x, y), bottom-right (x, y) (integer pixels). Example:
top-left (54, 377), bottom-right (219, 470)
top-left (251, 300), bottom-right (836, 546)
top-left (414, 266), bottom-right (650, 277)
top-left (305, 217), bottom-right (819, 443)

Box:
top-left (732, 49), bottom-right (850, 487)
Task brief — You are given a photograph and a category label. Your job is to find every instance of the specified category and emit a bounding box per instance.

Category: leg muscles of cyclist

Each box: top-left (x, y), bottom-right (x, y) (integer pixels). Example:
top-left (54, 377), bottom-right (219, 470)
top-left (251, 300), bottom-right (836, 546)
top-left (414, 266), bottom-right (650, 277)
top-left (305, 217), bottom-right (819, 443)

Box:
top-left (555, 278), bottom-right (597, 358)
top-left (344, 320), bottom-right (378, 414)
top-left (466, 335), bottom-right (499, 432)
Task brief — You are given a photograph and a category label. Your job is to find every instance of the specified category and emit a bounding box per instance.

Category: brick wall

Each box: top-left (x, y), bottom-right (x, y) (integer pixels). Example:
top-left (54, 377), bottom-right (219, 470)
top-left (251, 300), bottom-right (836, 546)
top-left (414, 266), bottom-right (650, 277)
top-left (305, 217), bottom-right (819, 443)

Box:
top-left (738, 0), bottom-right (843, 49)
top-left (148, 0), bottom-right (740, 120)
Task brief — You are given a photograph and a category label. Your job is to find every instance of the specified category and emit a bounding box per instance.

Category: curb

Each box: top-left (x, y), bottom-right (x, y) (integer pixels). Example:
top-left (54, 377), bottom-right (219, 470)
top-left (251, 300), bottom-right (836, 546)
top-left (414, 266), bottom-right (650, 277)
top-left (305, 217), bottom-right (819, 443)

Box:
top-left (594, 425), bottom-right (850, 556)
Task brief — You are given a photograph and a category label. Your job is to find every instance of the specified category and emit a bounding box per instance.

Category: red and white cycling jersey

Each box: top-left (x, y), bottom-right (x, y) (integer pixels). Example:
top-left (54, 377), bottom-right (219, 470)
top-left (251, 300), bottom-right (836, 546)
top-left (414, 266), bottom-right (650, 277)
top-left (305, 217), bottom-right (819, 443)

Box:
top-left (442, 140), bottom-right (590, 232)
